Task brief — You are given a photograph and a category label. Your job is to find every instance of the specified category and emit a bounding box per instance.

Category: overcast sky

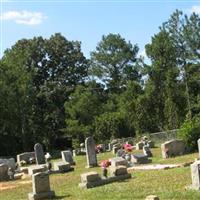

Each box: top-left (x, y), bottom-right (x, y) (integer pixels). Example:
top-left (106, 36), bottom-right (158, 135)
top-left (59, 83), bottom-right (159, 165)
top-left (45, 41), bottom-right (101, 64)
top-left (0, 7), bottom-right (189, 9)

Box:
top-left (1, 0), bottom-right (200, 58)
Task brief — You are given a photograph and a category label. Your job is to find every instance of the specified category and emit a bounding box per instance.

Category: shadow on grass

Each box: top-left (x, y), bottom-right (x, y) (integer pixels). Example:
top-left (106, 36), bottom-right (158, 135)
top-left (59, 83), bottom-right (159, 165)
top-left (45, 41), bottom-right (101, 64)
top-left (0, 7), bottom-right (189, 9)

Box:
top-left (54, 195), bottom-right (69, 199)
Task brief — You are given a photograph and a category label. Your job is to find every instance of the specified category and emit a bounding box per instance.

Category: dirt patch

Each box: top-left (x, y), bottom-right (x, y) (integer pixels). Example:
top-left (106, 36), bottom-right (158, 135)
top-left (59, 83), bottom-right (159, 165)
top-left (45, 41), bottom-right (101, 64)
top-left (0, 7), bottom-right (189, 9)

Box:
top-left (0, 180), bottom-right (31, 191)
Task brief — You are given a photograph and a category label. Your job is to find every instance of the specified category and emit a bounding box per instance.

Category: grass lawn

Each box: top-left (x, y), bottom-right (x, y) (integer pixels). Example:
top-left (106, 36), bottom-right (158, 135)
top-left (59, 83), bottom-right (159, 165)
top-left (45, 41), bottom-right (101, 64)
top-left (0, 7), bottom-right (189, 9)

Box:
top-left (0, 148), bottom-right (200, 200)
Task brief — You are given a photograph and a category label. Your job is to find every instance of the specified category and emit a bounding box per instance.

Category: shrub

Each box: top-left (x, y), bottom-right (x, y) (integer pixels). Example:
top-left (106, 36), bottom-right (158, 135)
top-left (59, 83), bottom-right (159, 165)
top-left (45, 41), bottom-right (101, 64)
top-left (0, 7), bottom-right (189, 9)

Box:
top-left (178, 117), bottom-right (200, 152)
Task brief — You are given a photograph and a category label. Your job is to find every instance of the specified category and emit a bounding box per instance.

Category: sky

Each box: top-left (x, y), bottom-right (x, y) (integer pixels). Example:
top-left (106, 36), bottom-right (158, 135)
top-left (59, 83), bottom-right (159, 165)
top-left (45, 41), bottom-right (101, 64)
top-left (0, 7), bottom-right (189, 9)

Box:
top-left (0, 0), bottom-right (200, 59)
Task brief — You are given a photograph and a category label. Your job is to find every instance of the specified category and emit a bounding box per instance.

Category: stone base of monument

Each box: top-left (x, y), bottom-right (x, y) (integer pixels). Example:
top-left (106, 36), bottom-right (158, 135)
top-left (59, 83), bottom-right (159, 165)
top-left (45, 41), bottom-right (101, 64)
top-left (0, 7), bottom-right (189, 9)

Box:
top-left (53, 162), bottom-right (74, 173)
top-left (79, 174), bottom-right (131, 189)
top-left (28, 191), bottom-right (55, 200)
top-left (131, 153), bottom-right (150, 164)
top-left (79, 166), bottom-right (131, 189)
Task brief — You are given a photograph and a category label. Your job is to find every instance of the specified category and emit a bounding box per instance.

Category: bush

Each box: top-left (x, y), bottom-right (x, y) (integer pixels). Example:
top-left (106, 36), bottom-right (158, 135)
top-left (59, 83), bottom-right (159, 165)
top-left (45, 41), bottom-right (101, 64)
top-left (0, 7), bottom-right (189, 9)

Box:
top-left (178, 117), bottom-right (200, 152)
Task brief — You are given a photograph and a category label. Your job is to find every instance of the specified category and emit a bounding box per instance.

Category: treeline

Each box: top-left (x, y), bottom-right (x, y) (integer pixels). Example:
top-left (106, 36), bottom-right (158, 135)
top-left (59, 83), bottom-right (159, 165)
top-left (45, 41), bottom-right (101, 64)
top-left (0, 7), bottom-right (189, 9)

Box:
top-left (0, 10), bottom-right (200, 155)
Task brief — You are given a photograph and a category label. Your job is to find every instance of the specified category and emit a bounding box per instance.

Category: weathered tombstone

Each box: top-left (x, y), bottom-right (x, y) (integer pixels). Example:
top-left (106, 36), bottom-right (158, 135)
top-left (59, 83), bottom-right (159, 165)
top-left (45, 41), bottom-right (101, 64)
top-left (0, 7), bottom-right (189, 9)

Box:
top-left (53, 162), bottom-right (71, 172)
top-left (28, 172), bottom-right (55, 200)
top-left (131, 153), bottom-right (150, 164)
top-left (161, 139), bottom-right (185, 159)
top-left (116, 149), bottom-right (126, 157)
top-left (0, 158), bottom-right (15, 170)
top-left (109, 157), bottom-right (128, 167)
top-left (34, 143), bottom-right (45, 165)
top-left (0, 164), bottom-right (9, 181)
top-left (143, 145), bottom-right (153, 157)
top-left (109, 165), bottom-right (128, 176)
top-left (198, 139), bottom-right (200, 158)
top-left (136, 142), bottom-right (144, 150)
top-left (85, 137), bottom-right (97, 168)
top-left (190, 160), bottom-right (200, 190)
top-left (17, 152), bottom-right (35, 166)
top-left (108, 143), bottom-right (112, 151)
top-left (61, 150), bottom-right (75, 165)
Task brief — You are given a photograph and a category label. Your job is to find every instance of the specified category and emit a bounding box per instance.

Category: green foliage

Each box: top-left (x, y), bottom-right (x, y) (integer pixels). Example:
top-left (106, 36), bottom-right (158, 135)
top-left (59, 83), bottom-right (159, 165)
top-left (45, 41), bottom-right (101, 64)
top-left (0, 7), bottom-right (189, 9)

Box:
top-left (90, 33), bottom-right (140, 89)
top-left (178, 117), bottom-right (200, 151)
top-left (94, 112), bottom-right (126, 142)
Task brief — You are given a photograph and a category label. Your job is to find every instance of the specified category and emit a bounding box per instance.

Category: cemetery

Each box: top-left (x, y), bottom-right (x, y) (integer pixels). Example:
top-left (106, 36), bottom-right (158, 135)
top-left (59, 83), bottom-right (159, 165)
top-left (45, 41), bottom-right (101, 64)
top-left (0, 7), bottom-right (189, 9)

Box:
top-left (1, 2), bottom-right (200, 200)
top-left (1, 136), bottom-right (200, 199)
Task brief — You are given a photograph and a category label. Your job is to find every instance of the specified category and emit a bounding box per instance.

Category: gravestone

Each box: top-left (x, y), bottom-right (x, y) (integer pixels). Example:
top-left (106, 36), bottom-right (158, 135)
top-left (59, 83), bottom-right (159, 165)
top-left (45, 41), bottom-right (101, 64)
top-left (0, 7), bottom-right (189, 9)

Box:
top-left (108, 143), bottom-right (112, 151)
top-left (198, 139), bottom-right (200, 158)
top-left (109, 157), bottom-right (128, 167)
top-left (61, 150), bottom-right (75, 165)
top-left (34, 143), bottom-right (45, 165)
top-left (190, 160), bottom-right (200, 190)
top-left (0, 158), bottom-right (15, 170)
top-left (131, 153), bottom-right (150, 164)
top-left (85, 137), bottom-right (97, 168)
top-left (143, 145), bottom-right (153, 157)
top-left (161, 139), bottom-right (185, 159)
top-left (28, 172), bottom-right (55, 200)
top-left (136, 142), bottom-right (144, 150)
top-left (17, 152), bottom-right (35, 166)
top-left (0, 164), bottom-right (9, 181)
top-left (53, 161), bottom-right (71, 172)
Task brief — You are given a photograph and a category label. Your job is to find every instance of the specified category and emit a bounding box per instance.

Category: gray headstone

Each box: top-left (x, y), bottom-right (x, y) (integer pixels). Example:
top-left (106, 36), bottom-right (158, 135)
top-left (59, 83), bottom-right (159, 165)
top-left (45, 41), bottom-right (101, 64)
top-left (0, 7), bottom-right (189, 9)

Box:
top-left (61, 150), bottom-right (75, 165)
top-left (85, 137), bottom-right (97, 167)
top-left (198, 139), bottom-right (200, 158)
top-left (17, 152), bottom-right (35, 166)
top-left (161, 139), bottom-right (185, 159)
top-left (0, 158), bottom-right (15, 170)
top-left (28, 172), bottom-right (55, 200)
top-left (190, 160), bottom-right (200, 190)
top-left (0, 164), bottom-right (9, 181)
top-left (34, 143), bottom-right (45, 165)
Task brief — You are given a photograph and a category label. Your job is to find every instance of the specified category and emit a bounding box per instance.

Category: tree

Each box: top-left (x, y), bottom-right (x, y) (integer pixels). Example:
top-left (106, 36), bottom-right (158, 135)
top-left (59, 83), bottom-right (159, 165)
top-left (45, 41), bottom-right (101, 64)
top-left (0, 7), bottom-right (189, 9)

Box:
top-left (161, 10), bottom-right (200, 119)
top-left (1, 33), bottom-right (88, 152)
top-left (64, 83), bottom-right (104, 144)
top-left (144, 30), bottom-right (182, 131)
top-left (90, 33), bottom-right (140, 89)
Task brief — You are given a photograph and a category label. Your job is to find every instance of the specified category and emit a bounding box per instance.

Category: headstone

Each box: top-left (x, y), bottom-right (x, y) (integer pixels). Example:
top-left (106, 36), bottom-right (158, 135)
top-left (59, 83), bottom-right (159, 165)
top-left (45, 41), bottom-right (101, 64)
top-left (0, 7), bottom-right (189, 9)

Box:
top-left (17, 152), bottom-right (35, 166)
top-left (109, 157), bottom-right (128, 167)
top-left (143, 145), bottom-right (153, 157)
top-left (73, 150), bottom-right (76, 157)
top-left (81, 171), bottom-right (101, 183)
top-left (53, 162), bottom-right (71, 172)
top-left (85, 137), bottom-right (97, 168)
top-left (131, 153), bottom-right (149, 164)
top-left (161, 139), bottom-right (185, 159)
top-left (28, 165), bottom-right (47, 176)
top-left (108, 143), bottom-right (113, 151)
top-left (109, 165), bottom-right (128, 176)
top-left (0, 158), bottom-right (15, 170)
top-left (34, 143), bottom-right (45, 165)
top-left (198, 139), bottom-right (200, 158)
top-left (112, 146), bottom-right (119, 154)
top-left (61, 150), bottom-right (75, 165)
top-left (28, 172), bottom-right (55, 200)
top-left (116, 149), bottom-right (126, 157)
top-left (0, 164), bottom-right (9, 181)
top-left (136, 142), bottom-right (144, 150)
top-left (190, 160), bottom-right (200, 190)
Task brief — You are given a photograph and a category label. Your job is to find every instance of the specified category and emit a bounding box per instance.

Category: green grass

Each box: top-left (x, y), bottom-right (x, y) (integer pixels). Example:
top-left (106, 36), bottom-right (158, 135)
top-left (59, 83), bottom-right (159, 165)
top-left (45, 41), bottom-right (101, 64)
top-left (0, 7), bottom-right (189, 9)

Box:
top-left (0, 148), bottom-right (200, 200)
